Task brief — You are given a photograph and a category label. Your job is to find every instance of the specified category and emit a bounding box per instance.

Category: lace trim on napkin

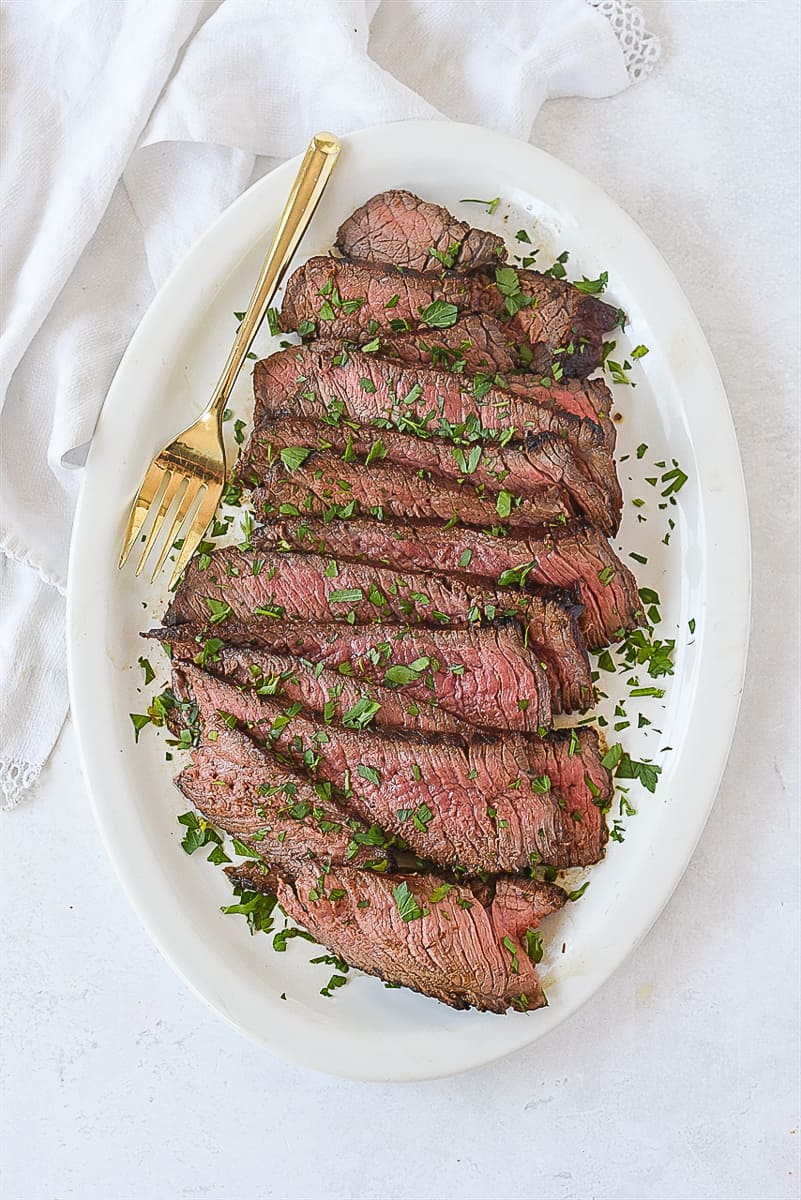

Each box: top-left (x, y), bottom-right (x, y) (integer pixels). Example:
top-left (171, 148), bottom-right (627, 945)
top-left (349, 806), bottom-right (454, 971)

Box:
top-left (0, 757), bottom-right (41, 810)
top-left (587, 0), bottom-right (661, 81)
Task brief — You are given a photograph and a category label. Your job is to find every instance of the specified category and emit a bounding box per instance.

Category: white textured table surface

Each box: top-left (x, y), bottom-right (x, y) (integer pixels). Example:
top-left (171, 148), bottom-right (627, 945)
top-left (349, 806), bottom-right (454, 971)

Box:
top-left (2, 4), bottom-right (799, 1198)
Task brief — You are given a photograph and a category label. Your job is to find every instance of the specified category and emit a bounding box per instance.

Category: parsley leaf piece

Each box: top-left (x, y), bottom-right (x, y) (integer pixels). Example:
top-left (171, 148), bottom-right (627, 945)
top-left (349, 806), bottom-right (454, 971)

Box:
top-left (129, 713), bottom-right (151, 742)
top-left (567, 881), bottom-right (590, 902)
top-left (279, 446), bottom-right (312, 472)
top-left (616, 753), bottom-right (662, 793)
top-left (384, 664), bottom-right (422, 686)
top-left (392, 881), bottom-right (423, 922)
top-left (601, 742), bottom-right (623, 771)
top-left (328, 588), bottom-right (363, 605)
top-left (523, 929), bottom-right (543, 963)
top-left (204, 597), bottom-right (231, 625)
top-left (573, 270), bottom-right (609, 295)
top-left (419, 300), bottom-right (458, 329)
top-left (137, 656), bottom-right (155, 685)
top-left (460, 196), bottom-right (500, 214)
top-left (496, 490), bottom-right (513, 519)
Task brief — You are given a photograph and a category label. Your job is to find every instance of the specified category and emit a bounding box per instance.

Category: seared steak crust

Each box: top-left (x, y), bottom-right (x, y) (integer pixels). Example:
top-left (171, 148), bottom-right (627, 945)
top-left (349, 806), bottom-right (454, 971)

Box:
top-left (335, 189), bottom-right (508, 273)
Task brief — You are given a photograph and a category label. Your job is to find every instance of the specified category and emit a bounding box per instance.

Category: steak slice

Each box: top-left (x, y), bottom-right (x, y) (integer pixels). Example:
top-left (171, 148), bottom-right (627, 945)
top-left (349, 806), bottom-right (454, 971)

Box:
top-left (162, 544), bottom-right (592, 712)
top-left (167, 641), bottom-right (470, 737)
top-left (335, 189), bottom-right (508, 273)
top-left (239, 417), bottom-right (616, 534)
top-left (251, 448), bottom-right (571, 530)
top-left (175, 727), bottom-right (390, 872)
top-left (171, 618), bottom-right (551, 733)
top-left (252, 346), bottom-right (620, 510)
top-left (316, 312), bottom-right (518, 375)
top-left (280, 256), bottom-right (618, 377)
top-left (266, 518), bottom-right (640, 650)
top-left (177, 664), bottom-right (610, 872)
top-left (237, 860), bottom-right (566, 1012)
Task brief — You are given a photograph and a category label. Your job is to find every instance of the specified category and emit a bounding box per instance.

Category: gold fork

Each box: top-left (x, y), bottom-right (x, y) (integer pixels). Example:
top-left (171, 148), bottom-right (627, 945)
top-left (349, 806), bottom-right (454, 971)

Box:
top-left (118, 131), bottom-right (341, 589)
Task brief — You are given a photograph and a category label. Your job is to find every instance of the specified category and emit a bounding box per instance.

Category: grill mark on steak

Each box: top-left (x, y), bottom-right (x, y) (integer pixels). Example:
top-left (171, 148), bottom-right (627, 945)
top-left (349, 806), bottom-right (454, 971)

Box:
top-left (248, 862), bottom-right (565, 1012)
top-left (239, 417), bottom-right (616, 534)
top-left (175, 727), bottom-right (390, 872)
top-left (251, 448), bottom-right (572, 530)
top-left (315, 312), bottom-right (518, 375)
top-left (168, 642), bottom-right (470, 737)
top-left (263, 518), bottom-right (640, 650)
top-left (162, 544), bottom-right (593, 713)
top-left (279, 256), bottom-right (617, 377)
top-left (252, 345), bottom-right (621, 515)
top-left (335, 189), bottom-right (508, 273)
top-left (176, 664), bottom-right (610, 872)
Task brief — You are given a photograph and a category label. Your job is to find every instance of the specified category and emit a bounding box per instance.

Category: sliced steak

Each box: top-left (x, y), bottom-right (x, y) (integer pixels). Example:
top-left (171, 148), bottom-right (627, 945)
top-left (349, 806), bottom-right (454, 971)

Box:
top-left (239, 417), bottom-right (616, 534)
top-left (335, 189), bottom-right (508, 272)
top-left (251, 448), bottom-right (571, 530)
top-left (162, 544), bottom-right (593, 712)
top-left (177, 664), bottom-right (610, 872)
top-left (280, 256), bottom-right (617, 377)
top-left (243, 861), bottom-right (565, 1012)
top-left (252, 345), bottom-right (620, 512)
top-left (168, 641), bottom-right (470, 737)
top-left (265, 519), bottom-right (640, 650)
top-left (317, 312), bottom-right (518, 375)
top-left (175, 727), bottom-right (390, 872)
top-left (185, 617), bottom-right (550, 733)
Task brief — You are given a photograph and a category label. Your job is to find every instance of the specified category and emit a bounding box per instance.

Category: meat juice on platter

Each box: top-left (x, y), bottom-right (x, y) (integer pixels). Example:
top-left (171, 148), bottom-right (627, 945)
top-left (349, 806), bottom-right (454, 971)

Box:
top-left (136, 190), bottom-right (676, 1013)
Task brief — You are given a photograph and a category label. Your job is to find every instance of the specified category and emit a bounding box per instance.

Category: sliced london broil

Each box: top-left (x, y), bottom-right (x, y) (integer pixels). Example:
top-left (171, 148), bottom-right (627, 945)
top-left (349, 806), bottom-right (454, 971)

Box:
top-left (252, 448), bottom-right (572, 530)
top-left (240, 418), bottom-right (615, 533)
top-left (267, 518), bottom-right (642, 650)
top-left (252, 346), bottom-right (621, 519)
top-left (160, 543), bottom-right (593, 712)
top-left (168, 642), bottom-right (471, 737)
top-left (279, 256), bottom-right (618, 377)
top-left (228, 859), bottom-right (567, 1013)
top-left (335, 189), bottom-right (508, 272)
top-left (176, 727), bottom-right (391, 873)
top-left (175, 664), bottom-right (610, 873)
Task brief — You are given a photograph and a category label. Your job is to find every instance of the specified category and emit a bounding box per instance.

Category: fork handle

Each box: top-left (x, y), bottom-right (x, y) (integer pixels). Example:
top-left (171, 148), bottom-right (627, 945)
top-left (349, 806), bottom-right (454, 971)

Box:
top-left (204, 131), bottom-right (341, 421)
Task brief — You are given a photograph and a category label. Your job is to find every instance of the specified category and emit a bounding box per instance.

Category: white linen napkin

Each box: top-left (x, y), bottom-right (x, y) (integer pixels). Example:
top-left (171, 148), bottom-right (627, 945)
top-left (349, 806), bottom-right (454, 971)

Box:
top-left (0, 0), bottom-right (660, 808)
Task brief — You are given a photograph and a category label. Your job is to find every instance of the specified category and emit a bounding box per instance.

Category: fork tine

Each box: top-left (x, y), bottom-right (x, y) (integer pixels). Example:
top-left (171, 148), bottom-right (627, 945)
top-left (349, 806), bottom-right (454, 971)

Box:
top-left (134, 470), bottom-right (183, 576)
top-left (118, 461), bottom-right (169, 568)
top-left (168, 484), bottom-right (219, 589)
top-left (149, 476), bottom-right (204, 583)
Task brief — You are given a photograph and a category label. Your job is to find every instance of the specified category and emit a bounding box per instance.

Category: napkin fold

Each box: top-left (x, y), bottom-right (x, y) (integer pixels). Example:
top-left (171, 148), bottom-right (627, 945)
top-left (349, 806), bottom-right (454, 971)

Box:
top-left (0, 0), bottom-right (660, 808)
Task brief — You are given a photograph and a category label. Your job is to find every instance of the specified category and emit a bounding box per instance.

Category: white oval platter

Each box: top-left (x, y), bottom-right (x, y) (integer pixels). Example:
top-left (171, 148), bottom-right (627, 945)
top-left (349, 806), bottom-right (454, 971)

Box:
top-left (67, 120), bottom-right (750, 1081)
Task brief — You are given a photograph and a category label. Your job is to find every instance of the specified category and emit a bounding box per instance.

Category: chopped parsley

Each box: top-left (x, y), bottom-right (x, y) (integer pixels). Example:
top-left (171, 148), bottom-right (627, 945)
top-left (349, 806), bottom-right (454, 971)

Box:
top-left (392, 881), bottom-right (423, 922)
top-left (461, 196), bottom-right (500, 215)
top-left (419, 300), bottom-right (458, 329)
top-left (279, 446), bottom-right (312, 472)
top-left (573, 271), bottom-right (608, 295)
